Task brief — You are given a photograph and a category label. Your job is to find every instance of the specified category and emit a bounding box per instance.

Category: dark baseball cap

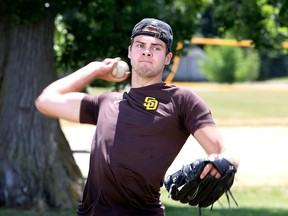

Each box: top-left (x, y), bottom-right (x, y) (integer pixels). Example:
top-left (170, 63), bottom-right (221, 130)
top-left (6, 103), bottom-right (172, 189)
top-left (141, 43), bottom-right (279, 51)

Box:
top-left (131, 18), bottom-right (173, 51)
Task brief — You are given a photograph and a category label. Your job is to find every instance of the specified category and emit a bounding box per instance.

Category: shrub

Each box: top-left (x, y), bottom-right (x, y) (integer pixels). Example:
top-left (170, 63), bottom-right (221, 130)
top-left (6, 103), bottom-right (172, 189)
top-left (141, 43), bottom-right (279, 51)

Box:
top-left (199, 45), bottom-right (260, 83)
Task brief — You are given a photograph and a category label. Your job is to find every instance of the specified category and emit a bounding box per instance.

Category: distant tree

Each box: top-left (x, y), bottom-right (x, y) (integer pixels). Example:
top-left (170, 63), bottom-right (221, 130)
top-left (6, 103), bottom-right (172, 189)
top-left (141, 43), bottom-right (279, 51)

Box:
top-left (199, 45), bottom-right (260, 83)
top-left (209, 0), bottom-right (288, 50)
top-left (55, 0), bottom-right (210, 76)
top-left (199, 1), bottom-right (287, 80)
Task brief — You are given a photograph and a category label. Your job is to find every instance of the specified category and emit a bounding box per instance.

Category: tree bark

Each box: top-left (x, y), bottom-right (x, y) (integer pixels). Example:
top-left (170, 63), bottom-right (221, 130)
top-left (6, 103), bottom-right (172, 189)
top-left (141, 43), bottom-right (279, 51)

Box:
top-left (0, 13), bottom-right (82, 210)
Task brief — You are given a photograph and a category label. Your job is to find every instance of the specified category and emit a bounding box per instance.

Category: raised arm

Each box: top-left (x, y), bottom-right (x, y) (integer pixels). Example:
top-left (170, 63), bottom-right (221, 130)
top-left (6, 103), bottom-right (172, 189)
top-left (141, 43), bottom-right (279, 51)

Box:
top-left (35, 58), bottom-right (130, 122)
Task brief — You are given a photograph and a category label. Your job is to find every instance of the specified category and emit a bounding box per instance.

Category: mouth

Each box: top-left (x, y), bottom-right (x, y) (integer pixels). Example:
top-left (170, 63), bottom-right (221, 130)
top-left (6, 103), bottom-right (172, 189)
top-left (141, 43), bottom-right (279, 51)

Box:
top-left (139, 60), bottom-right (152, 64)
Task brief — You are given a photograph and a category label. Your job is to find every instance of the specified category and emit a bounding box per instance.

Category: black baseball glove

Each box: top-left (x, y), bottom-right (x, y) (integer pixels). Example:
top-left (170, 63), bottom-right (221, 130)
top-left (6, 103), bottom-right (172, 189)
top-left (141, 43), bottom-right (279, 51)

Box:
top-left (164, 158), bottom-right (238, 214)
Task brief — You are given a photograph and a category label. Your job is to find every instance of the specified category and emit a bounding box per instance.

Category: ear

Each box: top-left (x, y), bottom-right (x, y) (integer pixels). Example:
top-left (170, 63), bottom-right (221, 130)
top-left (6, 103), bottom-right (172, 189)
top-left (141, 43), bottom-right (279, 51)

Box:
top-left (165, 52), bottom-right (173, 65)
top-left (128, 45), bottom-right (131, 59)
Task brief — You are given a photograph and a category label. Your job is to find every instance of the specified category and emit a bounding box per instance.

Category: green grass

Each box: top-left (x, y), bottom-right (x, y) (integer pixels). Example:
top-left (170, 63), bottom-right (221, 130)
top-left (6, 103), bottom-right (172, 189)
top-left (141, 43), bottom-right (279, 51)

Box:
top-left (0, 185), bottom-right (287, 215)
top-left (88, 84), bottom-right (288, 126)
top-left (264, 76), bottom-right (288, 83)
top-left (161, 184), bottom-right (288, 216)
top-left (197, 91), bottom-right (288, 126)
top-left (0, 209), bottom-right (76, 216)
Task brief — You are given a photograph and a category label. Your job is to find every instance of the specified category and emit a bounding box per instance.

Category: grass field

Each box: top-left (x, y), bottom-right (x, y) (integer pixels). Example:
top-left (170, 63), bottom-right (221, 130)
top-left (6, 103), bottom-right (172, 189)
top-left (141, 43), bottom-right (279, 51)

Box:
top-left (84, 82), bottom-right (288, 127)
top-left (197, 91), bottom-right (288, 126)
top-left (1, 82), bottom-right (287, 215)
top-left (1, 185), bottom-right (287, 215)
top-left (161, 185), bottom-right (288, 216)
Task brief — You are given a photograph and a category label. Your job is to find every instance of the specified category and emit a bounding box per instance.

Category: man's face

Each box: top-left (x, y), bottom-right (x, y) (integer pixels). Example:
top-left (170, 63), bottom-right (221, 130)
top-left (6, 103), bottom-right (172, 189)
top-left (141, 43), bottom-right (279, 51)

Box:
top-left (128, 35), bottom-right (172, 79)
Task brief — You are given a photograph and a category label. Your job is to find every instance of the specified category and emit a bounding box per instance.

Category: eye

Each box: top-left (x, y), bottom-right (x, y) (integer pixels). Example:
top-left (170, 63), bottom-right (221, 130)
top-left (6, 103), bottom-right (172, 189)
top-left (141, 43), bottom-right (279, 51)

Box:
top-left (152, 46), bottom-right (161, 51)
top-left (136, 43), bottom-right (144, 48)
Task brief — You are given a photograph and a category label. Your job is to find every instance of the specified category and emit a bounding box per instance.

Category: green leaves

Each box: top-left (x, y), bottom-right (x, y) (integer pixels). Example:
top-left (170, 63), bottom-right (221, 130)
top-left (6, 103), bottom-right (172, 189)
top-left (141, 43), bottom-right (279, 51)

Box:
top-left (211, 0), bottom-right (288, 50)
top-left (199, 45), bottom-right (260, 83)
top-left (0, 0), bottom-right (80, 25)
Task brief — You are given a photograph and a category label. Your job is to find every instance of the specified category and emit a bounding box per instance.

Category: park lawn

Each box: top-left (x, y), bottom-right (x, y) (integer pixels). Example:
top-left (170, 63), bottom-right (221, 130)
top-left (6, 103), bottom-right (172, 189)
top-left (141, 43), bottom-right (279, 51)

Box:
top-left (161, 184), bottom-right (288, 216)
top-left (0, 185), bottom-right (287, 216)
top-left (196, 91), bottom-right (288, 126)
top-left (87, 85), bottom-right (288, 127)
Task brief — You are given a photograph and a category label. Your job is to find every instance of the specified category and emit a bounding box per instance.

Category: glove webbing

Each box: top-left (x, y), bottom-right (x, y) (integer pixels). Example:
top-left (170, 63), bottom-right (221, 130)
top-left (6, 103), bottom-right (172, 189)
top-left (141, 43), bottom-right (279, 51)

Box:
top-left (166, 175), bottom-right (238, 216)
top-left (197, 188), bottom-right (238, 216)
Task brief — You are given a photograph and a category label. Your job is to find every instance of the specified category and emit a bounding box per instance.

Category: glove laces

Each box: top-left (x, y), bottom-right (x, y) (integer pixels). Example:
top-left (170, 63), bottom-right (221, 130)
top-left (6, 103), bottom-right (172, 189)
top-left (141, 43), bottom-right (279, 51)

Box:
top-left (197, 188), bottom-right (238, 216)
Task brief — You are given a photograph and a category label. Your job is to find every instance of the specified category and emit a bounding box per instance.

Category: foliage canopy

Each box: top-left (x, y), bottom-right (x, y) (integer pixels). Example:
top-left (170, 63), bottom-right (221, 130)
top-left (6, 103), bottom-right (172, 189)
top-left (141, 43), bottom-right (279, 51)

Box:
top-left (210, 0), bottom-right (288, 50)
top-left (2, 0), bottom-right (286, 73)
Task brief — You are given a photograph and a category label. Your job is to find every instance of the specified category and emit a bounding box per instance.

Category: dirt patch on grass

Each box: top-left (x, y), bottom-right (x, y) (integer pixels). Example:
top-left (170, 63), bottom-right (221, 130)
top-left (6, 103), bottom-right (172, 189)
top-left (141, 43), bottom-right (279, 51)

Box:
top-left (167, 126), bottom-right (288, 186)
top-left (215, 118), bottom-right (288, 127)
top-left (61, 121), bottom-right (288, 186)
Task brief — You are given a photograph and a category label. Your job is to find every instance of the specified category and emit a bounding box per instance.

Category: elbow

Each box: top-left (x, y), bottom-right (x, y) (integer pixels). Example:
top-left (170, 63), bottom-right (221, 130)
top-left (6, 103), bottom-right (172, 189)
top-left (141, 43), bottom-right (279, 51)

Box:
top-left (35, 93), bottom-right (51, 116)
top-left (35, 95), bottom-right (45, 114)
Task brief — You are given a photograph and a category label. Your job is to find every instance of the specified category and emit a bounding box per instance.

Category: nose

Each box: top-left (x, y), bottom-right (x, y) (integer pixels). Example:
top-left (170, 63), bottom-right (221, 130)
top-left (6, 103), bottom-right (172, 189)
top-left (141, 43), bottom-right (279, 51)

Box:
top-left (142, 49), bottom-right (152, 57)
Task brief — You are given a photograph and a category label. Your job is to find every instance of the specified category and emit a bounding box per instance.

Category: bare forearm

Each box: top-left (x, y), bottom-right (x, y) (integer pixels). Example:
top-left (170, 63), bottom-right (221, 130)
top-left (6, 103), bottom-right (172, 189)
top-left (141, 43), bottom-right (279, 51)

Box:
top-left (34, 63), bottom-right (101, 120)
top-left (35, 58), bottom-right (129, 121)
top-left (194, 126), bottom-right (239, 168)
top-left (43, 62), bottom-right (101, 94)
top-left (42, 58), bottom-right (129, 94)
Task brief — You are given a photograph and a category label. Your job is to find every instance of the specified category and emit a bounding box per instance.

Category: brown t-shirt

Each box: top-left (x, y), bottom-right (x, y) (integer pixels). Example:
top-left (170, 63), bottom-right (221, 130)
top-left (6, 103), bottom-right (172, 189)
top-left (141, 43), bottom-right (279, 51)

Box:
top-left (77, 83), bottom-right (215, 216)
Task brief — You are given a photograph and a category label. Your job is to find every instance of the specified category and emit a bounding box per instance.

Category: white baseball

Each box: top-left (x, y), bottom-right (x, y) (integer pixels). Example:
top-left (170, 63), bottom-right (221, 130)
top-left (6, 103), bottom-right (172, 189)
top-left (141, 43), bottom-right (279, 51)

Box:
top-left (111, 60), bottom-right (129, 78)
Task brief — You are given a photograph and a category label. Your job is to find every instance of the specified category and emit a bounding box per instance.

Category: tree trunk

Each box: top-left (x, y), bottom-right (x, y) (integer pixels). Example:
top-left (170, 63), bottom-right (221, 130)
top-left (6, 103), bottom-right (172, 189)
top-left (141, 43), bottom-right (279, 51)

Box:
top-left (0, 13), bottom-right (83, 210)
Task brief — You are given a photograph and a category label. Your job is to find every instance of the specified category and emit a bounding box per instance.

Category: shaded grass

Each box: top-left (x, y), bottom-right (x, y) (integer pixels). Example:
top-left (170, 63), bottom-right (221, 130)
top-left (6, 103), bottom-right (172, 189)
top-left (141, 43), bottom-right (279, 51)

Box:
top-left (0, 209), bottom-right (76, 216)
top-left (164, 206), bottom-right (288, 216)
top-left (1, 207), bottom-right (287, 216)
top-left (1, 185), bottom-right (287, 215)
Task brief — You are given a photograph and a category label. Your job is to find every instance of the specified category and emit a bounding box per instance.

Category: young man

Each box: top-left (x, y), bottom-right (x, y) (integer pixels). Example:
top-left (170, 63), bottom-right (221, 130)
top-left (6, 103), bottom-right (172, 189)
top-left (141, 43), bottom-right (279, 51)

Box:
top-left (36, 18), bottom-right (238, 216)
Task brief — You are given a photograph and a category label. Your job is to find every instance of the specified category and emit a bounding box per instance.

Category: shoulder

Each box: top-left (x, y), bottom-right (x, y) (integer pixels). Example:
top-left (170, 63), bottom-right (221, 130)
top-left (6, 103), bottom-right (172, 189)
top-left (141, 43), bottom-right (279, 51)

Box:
top-left (163, 83), bottom-right (196, 93)
top-left (163, 83), bottom-right (201, 102)
top-left (82, 92), bottom-right (122, 102)
top-left (80, 92), bottom-right (121, 111)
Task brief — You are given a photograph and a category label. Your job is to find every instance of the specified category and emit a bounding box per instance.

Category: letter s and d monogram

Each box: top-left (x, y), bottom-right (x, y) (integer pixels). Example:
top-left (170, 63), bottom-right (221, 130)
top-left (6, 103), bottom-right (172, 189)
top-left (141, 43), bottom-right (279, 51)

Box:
top-left (143, 97), bottom-right (159, 110)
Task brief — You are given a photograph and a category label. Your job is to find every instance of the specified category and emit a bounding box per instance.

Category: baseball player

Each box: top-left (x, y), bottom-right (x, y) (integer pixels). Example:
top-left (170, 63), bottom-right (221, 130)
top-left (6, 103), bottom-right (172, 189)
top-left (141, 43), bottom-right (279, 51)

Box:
top-left (35, 18), bottom-right (239, 216)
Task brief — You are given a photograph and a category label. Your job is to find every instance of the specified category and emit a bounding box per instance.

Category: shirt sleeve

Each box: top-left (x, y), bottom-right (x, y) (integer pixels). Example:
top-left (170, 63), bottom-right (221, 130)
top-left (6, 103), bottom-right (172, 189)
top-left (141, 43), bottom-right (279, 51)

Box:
top-left (79, 94), bottom-right (99, 125)
top-left (180, 89), bottom-right (215, 135)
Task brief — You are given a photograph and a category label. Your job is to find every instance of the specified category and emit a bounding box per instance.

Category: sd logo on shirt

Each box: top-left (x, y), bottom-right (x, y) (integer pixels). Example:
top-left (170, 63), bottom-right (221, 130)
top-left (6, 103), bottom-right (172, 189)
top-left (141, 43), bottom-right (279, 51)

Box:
top-left (143, 97), bottom-right (159, 111)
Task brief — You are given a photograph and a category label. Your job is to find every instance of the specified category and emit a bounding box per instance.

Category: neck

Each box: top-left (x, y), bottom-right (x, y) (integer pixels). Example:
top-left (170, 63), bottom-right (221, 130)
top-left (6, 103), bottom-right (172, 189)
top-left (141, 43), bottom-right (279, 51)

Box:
top-left (131, 73), bottom-right (162, 88)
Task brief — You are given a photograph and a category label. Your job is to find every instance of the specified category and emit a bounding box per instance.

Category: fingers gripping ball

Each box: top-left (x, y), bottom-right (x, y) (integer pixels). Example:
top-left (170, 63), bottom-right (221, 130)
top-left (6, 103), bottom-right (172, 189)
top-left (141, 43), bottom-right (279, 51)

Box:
top-left (112, 60), bottom-right (129, 78)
